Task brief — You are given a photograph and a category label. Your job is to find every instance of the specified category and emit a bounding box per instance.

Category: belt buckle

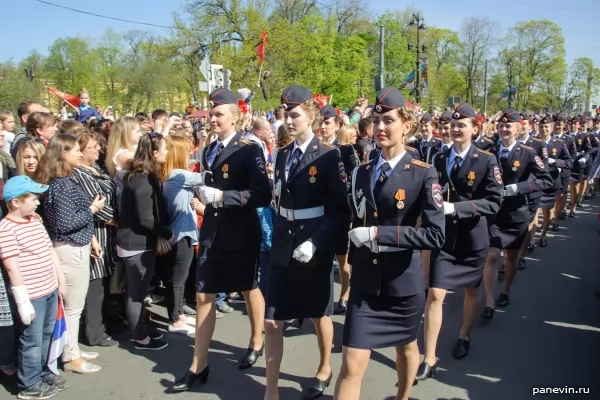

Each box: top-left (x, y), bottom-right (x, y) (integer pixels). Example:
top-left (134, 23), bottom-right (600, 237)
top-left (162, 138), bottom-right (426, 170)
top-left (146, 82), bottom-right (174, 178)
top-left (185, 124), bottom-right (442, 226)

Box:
top-left (286, 209), bottom-right (295, 221)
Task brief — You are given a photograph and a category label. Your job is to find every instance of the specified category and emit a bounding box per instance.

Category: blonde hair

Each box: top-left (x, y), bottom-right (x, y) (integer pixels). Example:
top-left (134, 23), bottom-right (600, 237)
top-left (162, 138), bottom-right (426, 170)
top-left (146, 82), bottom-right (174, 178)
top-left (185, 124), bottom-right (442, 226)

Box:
top-left (337, 125), bottom-right (357, 145)
top-left (0, 111), bottom-right (13, 130)
top-left (106, 116), bottom-right (139, 176)
top-left (228, 104), bottom-right (244, 130)
top-left (79, 88), bottom-right (89, 97)
top-left (398, 107), bottom-right (418, 138)
top-left (16, 141), bottom-right (45, 178)
top-left (299, 99), bottom-right (321, 131)
top-left (160, 135), bottom-right (193, 181)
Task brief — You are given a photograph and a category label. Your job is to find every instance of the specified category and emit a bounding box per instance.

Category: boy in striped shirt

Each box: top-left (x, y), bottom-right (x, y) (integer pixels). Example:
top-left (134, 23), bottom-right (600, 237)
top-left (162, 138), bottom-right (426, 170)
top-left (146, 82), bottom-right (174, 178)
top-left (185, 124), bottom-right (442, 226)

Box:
top-left (0, 176), bottom-right (67, 399)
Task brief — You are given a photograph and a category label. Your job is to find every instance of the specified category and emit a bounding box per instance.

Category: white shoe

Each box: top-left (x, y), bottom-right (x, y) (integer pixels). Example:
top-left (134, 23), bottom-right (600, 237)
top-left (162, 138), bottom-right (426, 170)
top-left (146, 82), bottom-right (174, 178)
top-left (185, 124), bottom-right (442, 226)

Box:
top-left (183, 316), bottom-right (196, 326)
top-left (81, 352), bottom-right (99, 361)
top-left (168, 324), bottom-right (194, 335)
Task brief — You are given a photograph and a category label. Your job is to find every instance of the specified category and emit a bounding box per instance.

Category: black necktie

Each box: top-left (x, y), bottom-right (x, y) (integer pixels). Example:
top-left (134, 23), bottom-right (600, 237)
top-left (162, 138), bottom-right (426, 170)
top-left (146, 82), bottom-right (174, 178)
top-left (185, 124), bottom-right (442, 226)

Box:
top-left (211, 143), bottom-right (224, 167)
top-left (374, 162), bottom-right (391, 197)
top-left (288, 148), bottom-right (302, 178)
top-left (501, 149), bottom-right (510, 160)
top-left (451, 156), bottom-right (462, 181)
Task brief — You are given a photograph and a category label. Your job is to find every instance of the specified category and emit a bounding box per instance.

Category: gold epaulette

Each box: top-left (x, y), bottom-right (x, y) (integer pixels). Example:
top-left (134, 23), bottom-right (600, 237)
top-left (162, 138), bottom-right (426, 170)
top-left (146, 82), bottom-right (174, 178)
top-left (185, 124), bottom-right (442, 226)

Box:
top-left (238, 139), bottom-right (250, 145)
top-left (482, 137), bottom-right (493, 142)
top-left (552, 138), bottom-right (564, 142)
top-left (477, 148), bottom-right (494, 156)
top-left (531, 137), bottom-right (543, 142)
top-left (406, 145), bottom-right (417, 151)
top-left (321, 142), bottom-right (335, 149)
top-left (519, 144), bottom-right (534, 150)
top-left (411, 159), bottom-right (431, 168)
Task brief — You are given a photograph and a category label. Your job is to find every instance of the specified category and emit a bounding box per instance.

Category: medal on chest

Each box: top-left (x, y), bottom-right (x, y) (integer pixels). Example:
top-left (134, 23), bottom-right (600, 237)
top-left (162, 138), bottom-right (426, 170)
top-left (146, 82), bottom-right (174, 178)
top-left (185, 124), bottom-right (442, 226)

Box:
top-left (512, 160), bottom-right (520, 171)
top-left (467, 171), bottom-right (475, 186)
top-left (309, 166), bottom-right (317, 183)
top-left (222, 164), bottom-right (229, 179)
top-left (395, 189), bottom-right (405, 209)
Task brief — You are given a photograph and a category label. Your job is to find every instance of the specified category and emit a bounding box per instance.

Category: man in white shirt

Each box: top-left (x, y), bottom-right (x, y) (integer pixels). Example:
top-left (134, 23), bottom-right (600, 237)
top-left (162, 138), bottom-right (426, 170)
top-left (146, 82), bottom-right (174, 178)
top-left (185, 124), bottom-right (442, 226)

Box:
top-left (271, 106), bottom-right (285, 137)
top-left (245, 119), bottom-right (271, 162)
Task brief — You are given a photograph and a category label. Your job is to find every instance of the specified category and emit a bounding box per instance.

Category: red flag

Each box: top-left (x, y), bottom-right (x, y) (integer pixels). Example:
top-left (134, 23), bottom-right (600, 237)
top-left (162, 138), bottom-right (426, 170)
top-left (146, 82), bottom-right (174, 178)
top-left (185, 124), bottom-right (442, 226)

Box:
top-left (47, 87), bottom-right (80, 108)
top-left (257, 31), bottom-right (267, 64)
top-left (312, 94), bottom-right (329, 107)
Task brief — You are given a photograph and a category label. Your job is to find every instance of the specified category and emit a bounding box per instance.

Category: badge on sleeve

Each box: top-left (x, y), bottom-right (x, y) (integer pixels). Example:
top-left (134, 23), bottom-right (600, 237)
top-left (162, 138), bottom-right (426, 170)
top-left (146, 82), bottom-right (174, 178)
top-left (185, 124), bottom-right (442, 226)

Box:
top-left (542, 147), bottom-right (548, 158)
top-left (535, 156), bottom-right (544, 168)
top-left (432, 183), bottom-right (443, 209)
top-left (255, 157), bottom-right (265, 174)
top-left (494, 167), bottom-right (503, 184)
top-left (338, 162), bottom-right (346, 182)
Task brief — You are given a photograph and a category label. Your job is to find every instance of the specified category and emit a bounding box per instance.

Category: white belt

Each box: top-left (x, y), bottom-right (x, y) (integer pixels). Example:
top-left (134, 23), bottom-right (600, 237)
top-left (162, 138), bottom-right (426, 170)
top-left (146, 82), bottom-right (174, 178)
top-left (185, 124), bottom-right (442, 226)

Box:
top-left (377, 245), bottom-right (401, 253)
top-left (279, 206), bottom-right (324, 221)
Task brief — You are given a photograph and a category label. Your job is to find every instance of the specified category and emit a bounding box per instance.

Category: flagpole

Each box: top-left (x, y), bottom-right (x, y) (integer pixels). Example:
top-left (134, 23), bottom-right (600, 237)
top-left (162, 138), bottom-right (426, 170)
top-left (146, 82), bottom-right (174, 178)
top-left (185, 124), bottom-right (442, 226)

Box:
top-left (257, 63), bottom-right (263, 85)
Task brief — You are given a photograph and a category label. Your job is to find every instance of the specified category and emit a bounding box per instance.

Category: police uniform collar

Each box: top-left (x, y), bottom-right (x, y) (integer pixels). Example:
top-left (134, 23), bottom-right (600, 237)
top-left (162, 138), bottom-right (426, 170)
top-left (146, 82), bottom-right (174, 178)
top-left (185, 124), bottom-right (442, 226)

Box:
top-left (499, 140), bottom-right (517, 154)
top-left (375, 150), bottom-right (408, 174)
top-left (421, 135), bottom-right (433, 144)
top-left (449, 144), bottom-right (471, 164)
top-left (291, 132), bottom-right (315, 155)
top-left (520, 134), bottom-right (530, 144)
top-left (215, 131), bottom-right (238, 149)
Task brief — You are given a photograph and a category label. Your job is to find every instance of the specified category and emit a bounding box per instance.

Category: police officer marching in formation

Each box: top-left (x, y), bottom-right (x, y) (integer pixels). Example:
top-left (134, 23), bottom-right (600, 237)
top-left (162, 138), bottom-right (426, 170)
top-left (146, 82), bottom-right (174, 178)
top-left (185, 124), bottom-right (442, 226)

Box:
top-left (416, 104), bottom-right (502, 383)
top-left (516, 113), bottom-right (546, 269)
top-left (172, 89), bottom-right (272, 392)
top-left (333, 87), bottom-right (445, 400)
top-left (567, 116), bottom-right (592, 217)
top-left (417, 112), bottom-right (442, 164)
top-left (264, 85), bottom-right (351, 400)
top-left (551, 113), bottom-right (575, 227)
top-left (481, 109), bottom-right (552, 319)
top-left (434, 111), bottom-right (454, 153)
top-left (535, 114), bottom-right (573, 247)
top-left (319, 104), bottom-right (361, 315)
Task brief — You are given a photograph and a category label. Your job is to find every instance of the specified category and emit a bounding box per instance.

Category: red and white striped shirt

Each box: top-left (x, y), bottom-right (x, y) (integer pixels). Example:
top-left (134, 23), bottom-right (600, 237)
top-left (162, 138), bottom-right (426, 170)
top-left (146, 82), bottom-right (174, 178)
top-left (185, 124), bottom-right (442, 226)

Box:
top-left (0, 216), bottom-right (58, 299)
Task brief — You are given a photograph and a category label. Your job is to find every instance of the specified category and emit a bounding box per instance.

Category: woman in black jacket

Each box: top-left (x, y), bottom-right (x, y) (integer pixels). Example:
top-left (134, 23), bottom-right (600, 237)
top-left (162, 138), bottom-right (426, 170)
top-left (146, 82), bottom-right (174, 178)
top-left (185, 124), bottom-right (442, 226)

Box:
top-left (117, 133), bottom-right (172, 351)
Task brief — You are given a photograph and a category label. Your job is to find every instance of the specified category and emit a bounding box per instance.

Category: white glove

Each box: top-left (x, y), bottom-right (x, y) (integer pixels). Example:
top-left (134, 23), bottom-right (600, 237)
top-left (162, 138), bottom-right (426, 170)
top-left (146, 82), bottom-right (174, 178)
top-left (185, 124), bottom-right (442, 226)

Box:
top-left (292, 241), bottom-right (316, 263)
top-left (349, 227), bottom-right (377, 248)
top-left (578, 158), bottom-right (587, 165)
top-left (558, 168), bottom-right (562, 173)
top-left (198, 171), bottom-right (212, 185)
top-left (198, 186), bottom-right (223, 205)
top-left (547, 158), bottom-right (556, 165)
top-left (589, 179), bottom-right (595, 185)
top-left (503, 184), bottom-right (518, 197)
top-left (443, 202), bottom-right (455, 216)
top-left (11, 286), bottom-right (35, 325)
top-left (577, 151), bottom-right (584, 157)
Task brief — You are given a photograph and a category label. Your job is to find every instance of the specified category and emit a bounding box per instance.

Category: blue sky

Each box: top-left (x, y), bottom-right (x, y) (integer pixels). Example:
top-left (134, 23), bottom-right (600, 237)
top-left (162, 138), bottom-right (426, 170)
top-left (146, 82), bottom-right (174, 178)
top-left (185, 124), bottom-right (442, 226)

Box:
top-left (6, 0), bottom-right (599, 67)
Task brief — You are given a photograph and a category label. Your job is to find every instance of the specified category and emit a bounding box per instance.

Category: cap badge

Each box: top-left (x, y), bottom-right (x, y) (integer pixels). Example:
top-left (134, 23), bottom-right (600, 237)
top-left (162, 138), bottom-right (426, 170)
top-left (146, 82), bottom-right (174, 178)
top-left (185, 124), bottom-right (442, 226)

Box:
top-left (453, 112), bottom-right (460, 119)
top-left (375, 105), bottom-right (382, 113)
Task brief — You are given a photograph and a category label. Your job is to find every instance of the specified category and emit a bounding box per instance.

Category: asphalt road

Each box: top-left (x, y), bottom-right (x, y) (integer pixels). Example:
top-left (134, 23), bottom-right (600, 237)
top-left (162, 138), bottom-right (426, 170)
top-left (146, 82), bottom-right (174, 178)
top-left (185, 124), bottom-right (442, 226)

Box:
top-left (2, 199), bottom-right (600, 400)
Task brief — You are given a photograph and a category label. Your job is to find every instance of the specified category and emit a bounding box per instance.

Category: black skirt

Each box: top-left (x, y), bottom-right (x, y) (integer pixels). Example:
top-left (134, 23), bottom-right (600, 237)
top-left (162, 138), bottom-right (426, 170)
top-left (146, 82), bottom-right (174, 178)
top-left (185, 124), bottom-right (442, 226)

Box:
top-left (195, 246), bottom-right (259, 294)
top-left (343, 289), bottom-right (425, 350)
top-left (265, 263), bottom-right (333, 320)
top-left (540, 188), bottom-right (559, 209)
top-left (429, 248), bottom-right (487, 290)
top-left (489, 222), bottom-right (528, 250)
top-left (527, 196), bottom-right (541, 222)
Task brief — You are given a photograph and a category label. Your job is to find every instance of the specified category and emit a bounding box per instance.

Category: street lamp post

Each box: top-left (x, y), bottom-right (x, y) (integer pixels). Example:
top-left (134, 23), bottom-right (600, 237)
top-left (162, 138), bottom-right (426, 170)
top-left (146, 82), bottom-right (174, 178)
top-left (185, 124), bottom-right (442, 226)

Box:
top-left (408, 14), bottom-right (426, 104)
top-left (507, 61), bottom-right (513, 108)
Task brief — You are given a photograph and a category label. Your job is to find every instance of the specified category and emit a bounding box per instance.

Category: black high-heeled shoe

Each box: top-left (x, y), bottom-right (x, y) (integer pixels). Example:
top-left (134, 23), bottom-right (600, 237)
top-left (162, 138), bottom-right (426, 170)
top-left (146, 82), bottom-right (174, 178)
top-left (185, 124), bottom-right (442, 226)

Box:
top-left (414, 361), bottom-right (437, 381)
top-left (302, 372), bottom-right (332, 399)
top-left (172, 365), bottom-right (210, 392)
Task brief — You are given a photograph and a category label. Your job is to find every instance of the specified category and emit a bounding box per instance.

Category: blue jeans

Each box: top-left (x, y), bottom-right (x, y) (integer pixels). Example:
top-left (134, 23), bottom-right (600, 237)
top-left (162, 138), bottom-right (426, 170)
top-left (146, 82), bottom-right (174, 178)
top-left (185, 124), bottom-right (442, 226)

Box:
top-left (258, 250), bottom-right (271, 297)
top-left (17, 290), bottom-right (58, 390)
top-left (216, 293), bottom-right (227, 308)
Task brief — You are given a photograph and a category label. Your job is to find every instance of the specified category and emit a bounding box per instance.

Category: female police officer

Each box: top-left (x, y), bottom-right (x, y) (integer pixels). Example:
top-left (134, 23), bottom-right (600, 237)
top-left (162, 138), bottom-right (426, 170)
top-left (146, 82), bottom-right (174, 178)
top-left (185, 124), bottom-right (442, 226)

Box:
top-left (481, 109), bottom-right (552, 318)
top-left (333, 87), bottom-right (445, 400)
top-left (264, 85), bottom-right (351, 400)
top-left (417, 104), bottom-right (503, 382)
top-left (319, 104), bottom-right (360, 315)
top-left (172, 89), bottom-right (272, 392)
